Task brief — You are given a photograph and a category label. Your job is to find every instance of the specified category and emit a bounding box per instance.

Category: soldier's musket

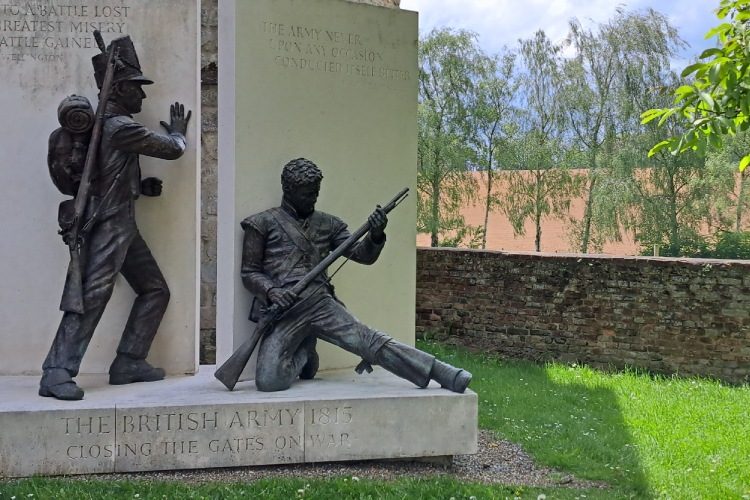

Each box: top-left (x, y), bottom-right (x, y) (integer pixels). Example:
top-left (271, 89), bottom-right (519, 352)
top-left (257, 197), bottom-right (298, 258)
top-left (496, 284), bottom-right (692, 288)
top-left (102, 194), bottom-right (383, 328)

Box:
top-left (59, 31), bottom-right (117, 314)
top-left (214, 186), bottom-right (410, 391)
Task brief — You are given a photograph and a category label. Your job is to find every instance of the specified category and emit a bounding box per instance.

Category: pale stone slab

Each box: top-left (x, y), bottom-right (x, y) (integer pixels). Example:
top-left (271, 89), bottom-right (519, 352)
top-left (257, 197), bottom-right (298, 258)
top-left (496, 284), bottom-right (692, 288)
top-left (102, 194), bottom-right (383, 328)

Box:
top-left (0, 368), bottom-right (477, 477)
top-left (0, 1), bottom-right (201, 376)
top-left (216, 0), bottom-right (419, 375)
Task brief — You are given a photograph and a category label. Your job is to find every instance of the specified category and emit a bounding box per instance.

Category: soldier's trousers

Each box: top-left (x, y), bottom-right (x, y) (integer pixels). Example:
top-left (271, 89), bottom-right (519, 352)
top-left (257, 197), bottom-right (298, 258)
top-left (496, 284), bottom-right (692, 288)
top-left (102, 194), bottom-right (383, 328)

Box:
top-left (255, 292), bottom-right (434, 392)
top-left (42, 206), bottom-right (169, 384)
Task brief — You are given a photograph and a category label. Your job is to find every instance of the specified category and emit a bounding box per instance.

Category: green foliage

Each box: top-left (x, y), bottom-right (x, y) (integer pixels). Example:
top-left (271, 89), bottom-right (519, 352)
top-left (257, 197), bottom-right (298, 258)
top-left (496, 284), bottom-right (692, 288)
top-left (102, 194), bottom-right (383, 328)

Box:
top-left (704, 130), bottom-right (750, 231)
top-left (438, 223), bottom-right (485, 248)
top-left (561, 8), bottom-right (685, 253)
top-left (713, 230), bottom-right (750, 258)
top-left (417, 8), bottom-right (699, 255)
top-left (639, 229), bottom-right (713, 257)
top-left (497, 31), bottom-right (583, 252)
top-left (470, 49), bottom-right (519, 249)
top-left (417, 28), bottom-right (483, 247)
top-left (642, 0), bottom-right (750, 171)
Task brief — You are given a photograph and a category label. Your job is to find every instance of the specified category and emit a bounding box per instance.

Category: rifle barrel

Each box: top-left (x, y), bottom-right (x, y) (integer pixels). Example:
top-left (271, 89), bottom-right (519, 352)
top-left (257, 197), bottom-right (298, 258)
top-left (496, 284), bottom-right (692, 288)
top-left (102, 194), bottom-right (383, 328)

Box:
top-left (291, 187), bottom-right (408, 295)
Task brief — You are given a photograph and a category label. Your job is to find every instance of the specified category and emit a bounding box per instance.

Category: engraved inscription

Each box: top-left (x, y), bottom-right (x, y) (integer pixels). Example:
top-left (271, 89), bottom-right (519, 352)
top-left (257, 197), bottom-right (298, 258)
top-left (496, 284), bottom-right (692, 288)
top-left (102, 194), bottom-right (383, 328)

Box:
top-left (308, 405), bottom-right (354, 449)
top-left (61, 416), bottom-right (112, 435)
top-left (307, 432), bottom-right (352, 448)
top-left (259, 20), bottom-right (411, 86)
top-left (0, 2), bottom-right (131, 63)
top-left (309, 405), bottom-right (352, 425)
top-left (54, 404), bottom-right (358, 464)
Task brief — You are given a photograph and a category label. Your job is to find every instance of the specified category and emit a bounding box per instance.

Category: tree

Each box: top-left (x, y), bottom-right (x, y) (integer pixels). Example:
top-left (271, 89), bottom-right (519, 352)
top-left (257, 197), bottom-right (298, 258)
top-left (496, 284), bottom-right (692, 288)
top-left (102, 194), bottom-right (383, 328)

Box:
top-left (642, 0), bottom-right (750, 171)
top-left (468, 49), bottom-right (519, 249)
top-left (500, 31), bottom-right (581, 252)
top-left (417, 28), bottom-right (484, 246)
top-left (703, 130), bottom-right (750, 232)
top-left (632, 139), bottom-right (712, 256)
top-left (561, 8), bottom-right (684, 253)
top-left (613, 69), bottom-right (718, 257)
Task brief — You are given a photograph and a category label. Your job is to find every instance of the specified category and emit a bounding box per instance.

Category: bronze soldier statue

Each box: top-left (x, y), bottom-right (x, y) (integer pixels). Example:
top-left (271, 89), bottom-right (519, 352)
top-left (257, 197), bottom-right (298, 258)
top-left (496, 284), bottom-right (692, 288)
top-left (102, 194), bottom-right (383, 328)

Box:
top-left (234, 158), bottom-right (471, 393)
top-left (40, 35), bottom-right (191, 401)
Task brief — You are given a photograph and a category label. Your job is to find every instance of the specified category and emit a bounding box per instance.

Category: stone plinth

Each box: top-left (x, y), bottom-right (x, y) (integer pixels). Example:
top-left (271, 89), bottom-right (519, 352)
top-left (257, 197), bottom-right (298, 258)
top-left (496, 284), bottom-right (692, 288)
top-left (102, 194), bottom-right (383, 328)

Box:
top-left (0, 0), bottom-right (201, 376)
top-left (216, 0), bottom-right (418, 376)
top-left (0, 368), bottom-right (477, 477)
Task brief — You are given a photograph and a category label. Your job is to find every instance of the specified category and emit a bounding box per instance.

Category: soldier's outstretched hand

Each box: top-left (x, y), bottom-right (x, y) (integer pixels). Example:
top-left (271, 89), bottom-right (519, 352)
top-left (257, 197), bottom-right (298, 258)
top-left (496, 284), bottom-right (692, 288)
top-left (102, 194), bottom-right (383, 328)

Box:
top-left (369, 205), bottom-right (388, 242)
top-left (160, 102), bottom-right (192, 136)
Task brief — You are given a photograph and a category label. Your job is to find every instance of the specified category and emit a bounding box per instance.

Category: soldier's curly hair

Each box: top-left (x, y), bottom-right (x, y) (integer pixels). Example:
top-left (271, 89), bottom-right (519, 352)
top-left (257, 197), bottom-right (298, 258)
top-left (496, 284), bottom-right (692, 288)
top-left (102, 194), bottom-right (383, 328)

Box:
top-left (281, 158), bottom-right (323, 190)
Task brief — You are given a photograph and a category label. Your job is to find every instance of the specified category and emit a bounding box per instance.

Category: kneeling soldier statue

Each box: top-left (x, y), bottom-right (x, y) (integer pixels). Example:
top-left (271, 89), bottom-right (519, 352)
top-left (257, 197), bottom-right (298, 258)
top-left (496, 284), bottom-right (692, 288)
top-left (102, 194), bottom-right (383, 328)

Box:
top-left (40, 33), bottom-right (191, 401)
top-left (215, 158), bottom-right (471, 393)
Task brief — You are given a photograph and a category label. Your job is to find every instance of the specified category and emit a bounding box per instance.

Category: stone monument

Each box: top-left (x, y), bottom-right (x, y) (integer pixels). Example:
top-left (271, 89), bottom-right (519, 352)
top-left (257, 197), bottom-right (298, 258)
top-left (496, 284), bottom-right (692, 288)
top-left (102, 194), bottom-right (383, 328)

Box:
top-left (217, 0), bottom-right (420, 377)
top-left (0, 0), bottom-right (476, 477)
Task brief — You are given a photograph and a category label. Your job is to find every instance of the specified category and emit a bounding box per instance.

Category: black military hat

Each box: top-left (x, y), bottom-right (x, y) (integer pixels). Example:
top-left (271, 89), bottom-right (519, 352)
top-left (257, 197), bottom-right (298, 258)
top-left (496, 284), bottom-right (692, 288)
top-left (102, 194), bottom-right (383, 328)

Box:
top-left (92, 35), bottom-right (154, 89)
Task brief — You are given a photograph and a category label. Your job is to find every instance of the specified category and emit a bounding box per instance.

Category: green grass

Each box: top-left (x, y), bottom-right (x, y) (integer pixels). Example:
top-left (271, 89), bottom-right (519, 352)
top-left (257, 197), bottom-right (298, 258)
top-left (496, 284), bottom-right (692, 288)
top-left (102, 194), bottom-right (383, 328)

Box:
top-left (0, 476), bottom-right (601, 499)
top-left (420, 339), bottom-right (750, 499)
top-left (2, 341), bottom-right (749, 499)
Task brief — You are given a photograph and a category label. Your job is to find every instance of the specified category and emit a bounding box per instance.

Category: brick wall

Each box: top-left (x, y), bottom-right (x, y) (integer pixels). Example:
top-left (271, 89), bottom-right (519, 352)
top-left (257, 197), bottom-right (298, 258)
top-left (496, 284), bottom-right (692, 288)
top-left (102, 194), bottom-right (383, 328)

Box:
top-left (416, 248), bottom-right (750, 384)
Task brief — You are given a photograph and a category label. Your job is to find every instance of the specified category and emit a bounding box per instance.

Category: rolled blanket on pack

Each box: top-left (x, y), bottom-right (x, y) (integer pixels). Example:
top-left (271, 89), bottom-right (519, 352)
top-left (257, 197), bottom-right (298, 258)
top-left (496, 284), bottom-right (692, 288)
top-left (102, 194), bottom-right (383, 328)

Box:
top-left (57, 95), bottom-right (95, 134)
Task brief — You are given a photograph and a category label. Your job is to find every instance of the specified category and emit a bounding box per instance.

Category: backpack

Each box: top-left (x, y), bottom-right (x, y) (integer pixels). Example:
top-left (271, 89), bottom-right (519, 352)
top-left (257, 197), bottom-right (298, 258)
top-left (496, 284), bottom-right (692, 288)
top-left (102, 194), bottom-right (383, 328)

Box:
top-left (47, 95), bottom-right (95, 196)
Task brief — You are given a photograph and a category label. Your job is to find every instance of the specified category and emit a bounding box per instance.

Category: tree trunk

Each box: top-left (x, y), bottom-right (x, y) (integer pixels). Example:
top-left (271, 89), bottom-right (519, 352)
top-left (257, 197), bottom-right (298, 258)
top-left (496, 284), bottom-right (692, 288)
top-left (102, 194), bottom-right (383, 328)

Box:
top-left (430, 150), bottom-right (441, 247)
top-left (667, 170), bottom-right (680, 254)
top-left (736, 168), bottom-right (748, 233)
top-left (580, 175), bottom-right (596, 254)
top-left (430, 181), bottom-right (439, 247)
top-left (482, 152), bottom-right (494, 250)
top-left (535, 212), bottom-right (542, 252)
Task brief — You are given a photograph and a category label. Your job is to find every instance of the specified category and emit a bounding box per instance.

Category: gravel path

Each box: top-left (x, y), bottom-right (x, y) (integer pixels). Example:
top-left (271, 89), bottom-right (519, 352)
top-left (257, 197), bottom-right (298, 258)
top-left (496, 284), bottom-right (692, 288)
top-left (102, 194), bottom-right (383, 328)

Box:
top-left (97, 431), bottom-right (609, 490)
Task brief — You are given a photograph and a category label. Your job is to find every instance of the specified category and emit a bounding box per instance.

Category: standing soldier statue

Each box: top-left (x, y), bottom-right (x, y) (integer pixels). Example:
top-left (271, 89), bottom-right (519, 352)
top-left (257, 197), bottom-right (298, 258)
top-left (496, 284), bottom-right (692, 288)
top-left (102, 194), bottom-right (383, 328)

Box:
top-left (41, 33), bottom-right (191, 401)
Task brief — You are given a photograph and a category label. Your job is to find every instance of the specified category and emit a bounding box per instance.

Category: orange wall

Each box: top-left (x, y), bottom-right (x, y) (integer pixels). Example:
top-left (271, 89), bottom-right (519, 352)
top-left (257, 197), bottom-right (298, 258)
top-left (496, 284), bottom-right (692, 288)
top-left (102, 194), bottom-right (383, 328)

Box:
top-left (416, 170), bottom-right (638, 255)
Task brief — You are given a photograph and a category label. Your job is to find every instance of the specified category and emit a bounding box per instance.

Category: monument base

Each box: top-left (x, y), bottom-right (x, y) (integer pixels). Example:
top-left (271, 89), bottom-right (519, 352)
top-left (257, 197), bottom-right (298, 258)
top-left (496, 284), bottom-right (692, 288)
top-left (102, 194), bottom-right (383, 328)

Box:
top-left (0, 367), bottom-right (477, 478)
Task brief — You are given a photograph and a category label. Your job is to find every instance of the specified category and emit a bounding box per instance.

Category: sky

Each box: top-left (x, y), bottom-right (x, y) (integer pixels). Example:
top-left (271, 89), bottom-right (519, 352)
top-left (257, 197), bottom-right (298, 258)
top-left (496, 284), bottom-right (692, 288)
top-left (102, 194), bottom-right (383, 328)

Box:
top-left (399, 0), bottom-right (719, 66)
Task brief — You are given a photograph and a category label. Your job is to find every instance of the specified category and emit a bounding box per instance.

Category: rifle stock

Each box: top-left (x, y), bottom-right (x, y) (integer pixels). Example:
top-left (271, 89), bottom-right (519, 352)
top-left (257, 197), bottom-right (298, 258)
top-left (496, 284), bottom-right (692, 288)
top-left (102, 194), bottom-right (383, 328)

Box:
top-left (214, 187), bottom-right (409, 391)
top-left (60, 248), bottom-right (84, 314)
top-left (213, 304), bottom-right (279, 390)
top-left (59, 32), bottom-right (117, 314)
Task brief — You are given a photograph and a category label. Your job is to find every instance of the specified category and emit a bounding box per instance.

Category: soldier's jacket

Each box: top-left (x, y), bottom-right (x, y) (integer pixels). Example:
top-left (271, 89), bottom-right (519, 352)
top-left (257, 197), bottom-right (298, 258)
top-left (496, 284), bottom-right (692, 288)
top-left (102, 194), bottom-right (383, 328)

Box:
top-left (90, 102), bottom-right (186, 215)
top-left (240, 199), bottom-right (385, 305)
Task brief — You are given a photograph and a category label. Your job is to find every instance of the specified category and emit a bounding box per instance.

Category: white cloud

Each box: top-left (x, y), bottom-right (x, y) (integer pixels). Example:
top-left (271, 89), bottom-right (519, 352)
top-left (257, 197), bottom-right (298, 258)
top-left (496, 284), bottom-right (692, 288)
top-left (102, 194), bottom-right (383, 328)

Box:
top-left (400, 0), bottom-right (718, 61)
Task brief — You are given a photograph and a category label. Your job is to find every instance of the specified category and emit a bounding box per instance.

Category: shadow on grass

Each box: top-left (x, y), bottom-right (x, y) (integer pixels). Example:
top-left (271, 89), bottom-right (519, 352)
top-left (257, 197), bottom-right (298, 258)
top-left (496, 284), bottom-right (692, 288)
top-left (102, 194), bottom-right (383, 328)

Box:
top-left (420, 339), bottom-right (651, 498)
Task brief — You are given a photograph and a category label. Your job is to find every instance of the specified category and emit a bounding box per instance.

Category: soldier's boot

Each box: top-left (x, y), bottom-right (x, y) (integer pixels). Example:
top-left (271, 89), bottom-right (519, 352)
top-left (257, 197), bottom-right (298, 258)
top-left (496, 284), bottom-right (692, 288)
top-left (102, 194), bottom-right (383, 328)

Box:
top-left (372, 344), bottom-right (432, 388)
top-left (299, 350), bottom-right (319, 380)
top-left (39, 368), bottom-right (84, 401)
top-left (109, 354), bottom-right (165, 385)
top-left (429, 360), bottom-right (472, 393)
top-left (298, 336), bottom-right (319, 380)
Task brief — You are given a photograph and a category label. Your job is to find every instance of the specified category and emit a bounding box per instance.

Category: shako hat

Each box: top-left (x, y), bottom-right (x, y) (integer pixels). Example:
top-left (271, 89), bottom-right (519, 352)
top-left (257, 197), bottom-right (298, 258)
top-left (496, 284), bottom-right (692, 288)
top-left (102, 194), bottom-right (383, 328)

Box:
top-left (92, 35), bottom-right (153, 89)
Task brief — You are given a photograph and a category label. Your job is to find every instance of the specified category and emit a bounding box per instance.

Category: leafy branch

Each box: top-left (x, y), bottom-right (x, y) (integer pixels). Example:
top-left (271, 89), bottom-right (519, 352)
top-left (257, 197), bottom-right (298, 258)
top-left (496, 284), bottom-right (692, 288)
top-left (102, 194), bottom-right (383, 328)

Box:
top-left (642, 0), bottom-right (750, 171)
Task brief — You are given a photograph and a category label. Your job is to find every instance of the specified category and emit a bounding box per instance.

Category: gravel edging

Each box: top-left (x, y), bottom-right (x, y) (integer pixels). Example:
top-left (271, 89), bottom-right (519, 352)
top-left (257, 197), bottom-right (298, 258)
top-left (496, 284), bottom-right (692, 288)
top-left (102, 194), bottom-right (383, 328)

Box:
top-left (77, 431), bottom-right (608, 490)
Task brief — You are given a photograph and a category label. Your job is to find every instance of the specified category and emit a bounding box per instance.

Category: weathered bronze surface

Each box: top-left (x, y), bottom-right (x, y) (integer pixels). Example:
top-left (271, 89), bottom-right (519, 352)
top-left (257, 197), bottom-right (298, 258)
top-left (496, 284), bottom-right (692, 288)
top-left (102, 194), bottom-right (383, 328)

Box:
top-left (216, 158), bottom-right (471, 393)
top-left (40, 32), bottom-right (192, 401)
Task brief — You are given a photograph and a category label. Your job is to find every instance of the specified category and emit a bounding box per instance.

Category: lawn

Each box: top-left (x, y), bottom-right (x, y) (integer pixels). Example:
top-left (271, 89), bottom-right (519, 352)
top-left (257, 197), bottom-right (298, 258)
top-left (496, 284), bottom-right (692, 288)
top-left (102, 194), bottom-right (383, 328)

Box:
top-left (423, 340), bottom-right (750, 499)
top-left (2, 340), bottom-right (749, 499)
